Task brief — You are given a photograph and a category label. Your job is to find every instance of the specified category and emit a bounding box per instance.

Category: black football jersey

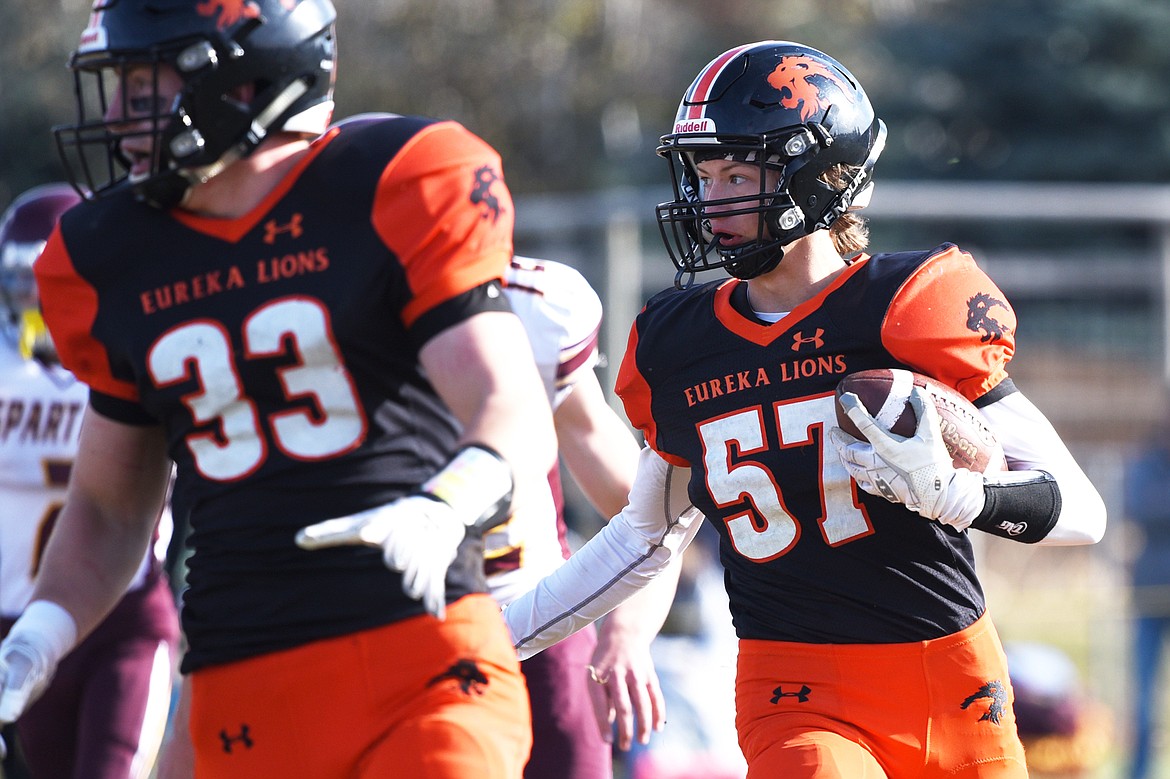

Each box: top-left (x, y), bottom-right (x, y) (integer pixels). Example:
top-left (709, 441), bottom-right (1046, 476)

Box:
top-left (36, 115), bottom-right (517, 671)
top-left (616, 245), bottom-right (1018, 643)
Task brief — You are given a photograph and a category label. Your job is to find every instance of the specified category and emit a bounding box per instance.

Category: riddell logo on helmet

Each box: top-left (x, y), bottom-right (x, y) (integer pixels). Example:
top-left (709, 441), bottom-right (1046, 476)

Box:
top-left (77, 7), bottom-right (107, 53)
top-left (78, 25), bottom-right (107, 52)
top-left (766, 55), bottom-right (855, 122)
top-left (674, 118), bottom-right (716, 135)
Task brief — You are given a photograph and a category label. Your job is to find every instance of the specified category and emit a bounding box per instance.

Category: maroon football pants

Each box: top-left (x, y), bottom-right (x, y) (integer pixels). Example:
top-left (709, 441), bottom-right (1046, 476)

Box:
top-left (11, 572), bottom-right (180, 779)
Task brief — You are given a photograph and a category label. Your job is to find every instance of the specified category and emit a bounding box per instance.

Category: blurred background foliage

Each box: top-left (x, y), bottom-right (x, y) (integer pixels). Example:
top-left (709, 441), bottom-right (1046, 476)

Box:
top-left (1, 4), bottom-right (1167, 774)
top-left (1, 0), bottom-right (1168, 206)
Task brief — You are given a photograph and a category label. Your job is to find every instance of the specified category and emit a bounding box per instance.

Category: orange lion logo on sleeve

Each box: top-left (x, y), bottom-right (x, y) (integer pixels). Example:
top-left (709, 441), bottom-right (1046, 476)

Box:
top-left (766, 55), bottom-right (854, 122)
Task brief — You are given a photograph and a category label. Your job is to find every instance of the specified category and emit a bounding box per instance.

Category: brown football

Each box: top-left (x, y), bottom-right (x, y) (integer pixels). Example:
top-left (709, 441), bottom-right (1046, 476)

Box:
top-left (834, 368), bottom-right (1006, 473)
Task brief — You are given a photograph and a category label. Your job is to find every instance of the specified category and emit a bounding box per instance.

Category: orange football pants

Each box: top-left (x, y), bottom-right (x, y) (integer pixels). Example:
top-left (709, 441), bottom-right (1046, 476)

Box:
top-left (188, 594), bottom-right (531, 778)
top-left (735, 613), bottom-right (1028, 778)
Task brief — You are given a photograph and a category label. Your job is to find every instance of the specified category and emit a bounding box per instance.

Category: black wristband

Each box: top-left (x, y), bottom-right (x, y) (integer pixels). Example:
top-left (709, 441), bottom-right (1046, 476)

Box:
top-left (969, 470), bottom-right (1061, 543)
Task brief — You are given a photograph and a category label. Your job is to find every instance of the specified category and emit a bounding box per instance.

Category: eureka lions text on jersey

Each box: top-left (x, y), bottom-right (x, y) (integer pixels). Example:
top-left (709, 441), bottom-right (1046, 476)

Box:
top-left (35, 114), bottom-right (517, 672)
top-left (616, 244), bottom-right (1018, 644)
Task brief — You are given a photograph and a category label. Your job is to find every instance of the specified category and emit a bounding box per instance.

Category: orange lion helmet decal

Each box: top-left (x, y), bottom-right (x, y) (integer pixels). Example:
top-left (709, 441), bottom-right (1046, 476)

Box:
top-left (195, 0), bottom-right (262, 31)
top-left (194, 0), bottom-right (298, 31)
top-left (766, 55), bottom-right (855, 122)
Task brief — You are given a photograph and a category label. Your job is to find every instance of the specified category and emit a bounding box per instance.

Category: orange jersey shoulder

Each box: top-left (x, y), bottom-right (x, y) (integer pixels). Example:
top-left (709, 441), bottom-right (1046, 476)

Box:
top-left (371, 121), bottom-right (515, 327)
top-left (881, 245), bottom-right (1016, 401)
top-left (36, 226), bottom-right (134, 401)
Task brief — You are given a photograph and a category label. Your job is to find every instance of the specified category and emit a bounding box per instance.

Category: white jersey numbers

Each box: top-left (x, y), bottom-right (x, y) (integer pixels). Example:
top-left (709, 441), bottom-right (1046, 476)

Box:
top-left (698, 393), bottom-right (872, 562)
top-left (151, 320), bottom-right (266, 481)
top-left (701, 407), bottom-right (797, 561)
top-left (148, 296), bottom-right (367, 482)
top-left (245, 297), bottom-right (365, 461)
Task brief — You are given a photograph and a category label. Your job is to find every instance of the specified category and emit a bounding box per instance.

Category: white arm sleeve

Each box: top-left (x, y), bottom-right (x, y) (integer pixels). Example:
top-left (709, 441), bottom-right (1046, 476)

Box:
top-left (981, 390), bottom-right (1106, 545)
top-left (504, 446), bottom-right (703, 660)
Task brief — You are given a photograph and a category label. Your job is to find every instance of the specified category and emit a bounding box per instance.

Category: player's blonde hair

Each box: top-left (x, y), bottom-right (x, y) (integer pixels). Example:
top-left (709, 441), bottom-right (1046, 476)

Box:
top-left (824, 163), bottom-right (870, 257)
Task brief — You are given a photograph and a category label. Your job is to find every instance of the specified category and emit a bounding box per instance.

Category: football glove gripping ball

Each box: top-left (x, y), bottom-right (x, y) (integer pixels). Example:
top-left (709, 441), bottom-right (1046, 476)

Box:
top-left (832, 385), bottom-right (986, 528)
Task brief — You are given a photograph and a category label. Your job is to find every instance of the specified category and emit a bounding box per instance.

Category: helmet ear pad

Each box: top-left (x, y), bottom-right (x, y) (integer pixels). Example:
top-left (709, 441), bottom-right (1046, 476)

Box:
top-left (161, 72), bottom-right (259, 172)
top-left (770, 157), bottom-right (836, 238)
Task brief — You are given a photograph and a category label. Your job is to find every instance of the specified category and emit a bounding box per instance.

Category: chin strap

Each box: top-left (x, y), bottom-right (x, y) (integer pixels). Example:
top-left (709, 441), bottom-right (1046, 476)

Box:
top-left (143, 79), bottom-right (314, 209)
top-left (726, 245), bottom-right (785, 279)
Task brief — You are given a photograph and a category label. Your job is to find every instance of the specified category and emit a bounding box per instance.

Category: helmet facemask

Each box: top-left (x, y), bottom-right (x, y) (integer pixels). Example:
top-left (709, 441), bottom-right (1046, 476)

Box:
top-left (657, 127), bottom-right (835, 288)
top-left (53, 0), bottom-right (336, 209)
top-left (56, 47), bottom-right (189, 207)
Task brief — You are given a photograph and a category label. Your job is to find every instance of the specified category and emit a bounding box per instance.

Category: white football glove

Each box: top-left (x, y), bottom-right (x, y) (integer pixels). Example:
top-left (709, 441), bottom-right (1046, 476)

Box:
top-left (295, 495), bottom-right (466, 619)
top-left (831, 385), bottom-right (985, 528)
top-left (0, 601), bottom-right (76, 727)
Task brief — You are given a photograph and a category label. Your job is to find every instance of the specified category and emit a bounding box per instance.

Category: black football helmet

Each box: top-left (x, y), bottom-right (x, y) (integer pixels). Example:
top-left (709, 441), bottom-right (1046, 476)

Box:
top-left (0, 183), bottom-right (82, 362)
top-left (656, 41), bottom-right (886, 286)
top-left (53, 0), bottom-right (337, 208)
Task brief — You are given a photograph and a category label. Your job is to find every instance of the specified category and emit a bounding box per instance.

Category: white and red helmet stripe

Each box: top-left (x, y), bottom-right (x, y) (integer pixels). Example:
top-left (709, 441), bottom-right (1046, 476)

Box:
top-left (681, 41), bottom-right (772, 120)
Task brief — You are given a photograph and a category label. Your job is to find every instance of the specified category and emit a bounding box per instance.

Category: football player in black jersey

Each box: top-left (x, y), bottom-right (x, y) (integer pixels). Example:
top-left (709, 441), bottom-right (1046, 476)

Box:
top-left (504, 41), bottom-right (1106, 777)
top-left (0, 1), bottom-right (557, 777)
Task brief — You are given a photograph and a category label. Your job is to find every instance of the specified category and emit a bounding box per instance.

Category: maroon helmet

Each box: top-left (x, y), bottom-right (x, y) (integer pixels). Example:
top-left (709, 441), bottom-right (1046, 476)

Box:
top-left (0, 183), bottom-right (82, 361)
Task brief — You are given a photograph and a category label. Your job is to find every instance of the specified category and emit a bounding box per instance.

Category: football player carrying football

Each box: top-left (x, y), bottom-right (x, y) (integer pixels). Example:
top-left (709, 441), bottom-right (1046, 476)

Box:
top-left (0, 1), bottom-right (559, 777)
top-left (504, 41), bottom-right (1106, 777)
top-left (0, 184), bottom-right (180, 779)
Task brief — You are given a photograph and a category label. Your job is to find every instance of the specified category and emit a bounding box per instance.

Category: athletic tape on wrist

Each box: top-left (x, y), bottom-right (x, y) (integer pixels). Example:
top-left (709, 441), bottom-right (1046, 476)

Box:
top-left (420, 444), bottom-right (514, 534)
top-left (9, 600), bottom-right (77, 666)
top-left (968, 470), bottom-right (1061, 544)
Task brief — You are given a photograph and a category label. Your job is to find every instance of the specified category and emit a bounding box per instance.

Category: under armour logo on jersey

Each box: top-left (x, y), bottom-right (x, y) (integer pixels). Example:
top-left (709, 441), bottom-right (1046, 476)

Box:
top-left (791, 329), bottom-right (824, 351)
top-left (427, 659), bottom-right (489, 696)
top-left (960, 680), bottom-right (1007, 725)
top-left (470, 166), bottom-right (504, 223)
top-left (219, 724), bottom-right (254, 753)
top-left (263, 213), bottom-right (304, 244)
top-left (770, 684), bottom-right (812, 704)
top-left (966, 292), bottom-right (1011, 344)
